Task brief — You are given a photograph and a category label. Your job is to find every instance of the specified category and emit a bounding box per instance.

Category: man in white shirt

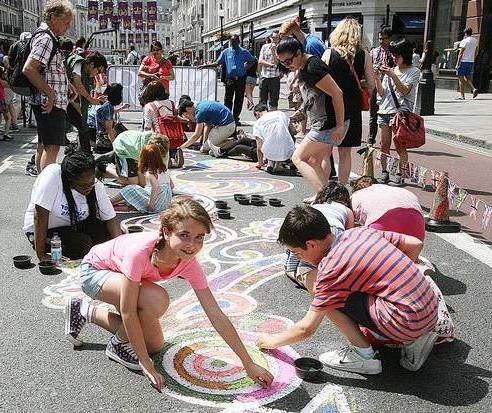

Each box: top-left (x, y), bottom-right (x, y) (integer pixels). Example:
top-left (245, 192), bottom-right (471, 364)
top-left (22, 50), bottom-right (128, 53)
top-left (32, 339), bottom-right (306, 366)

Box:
top-left (125, 45), bottom-right (140, 65)
top-left (253, 103), bottom-right (296, 174)
top-left (455, 27), bottom-right (479, 100)
top-left (258, 31), bottom-right (282, 110)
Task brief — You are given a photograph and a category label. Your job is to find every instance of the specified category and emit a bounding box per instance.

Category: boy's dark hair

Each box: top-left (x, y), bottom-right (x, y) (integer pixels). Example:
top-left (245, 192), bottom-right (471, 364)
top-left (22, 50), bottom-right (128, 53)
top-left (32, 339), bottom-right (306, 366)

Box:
top-left (379, 26), bottom-right (392, 37)
top-left (351, 176), bottom-right (377, 193)
top-left (75, 36), bottom-right (86, 48)
top-left (253, 103), bottom-right (268, 114)
top-left (105, 83), bottom-right (123, 106)
top-left (86, 51), bottom-right (107, 71)
top-left (178, 94), bottom-right (192, 106)
top-left (389, 39), bottom-right (413, 66)
top-left (178, 99), bottom-right (194, 116)
top-left (464, 27), bottom-right (473, 36)
top-left (139, 80), bottom-right (169, 106)
top-left (276, 36), bottom-right (304, 56)
top-left (314, 181), bottom-right (352, 208)
top-left (278, 205), bottom-right (331, 248)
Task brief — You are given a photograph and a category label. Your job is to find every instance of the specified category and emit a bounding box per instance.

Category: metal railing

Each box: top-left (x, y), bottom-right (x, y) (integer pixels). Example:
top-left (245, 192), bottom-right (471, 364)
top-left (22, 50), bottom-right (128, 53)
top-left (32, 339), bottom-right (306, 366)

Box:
top-left (106, 65), bottom-right (218, 112)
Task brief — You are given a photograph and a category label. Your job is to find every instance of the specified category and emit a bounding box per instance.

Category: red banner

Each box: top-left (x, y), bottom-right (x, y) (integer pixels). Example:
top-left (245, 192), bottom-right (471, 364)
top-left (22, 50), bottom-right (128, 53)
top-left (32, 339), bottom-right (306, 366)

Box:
top-left (88, 1), bottom-right (98, 22)
top-left (99, 15), bottom-right (108, 30)
top-left (135, 32), bottom-right (142, 44)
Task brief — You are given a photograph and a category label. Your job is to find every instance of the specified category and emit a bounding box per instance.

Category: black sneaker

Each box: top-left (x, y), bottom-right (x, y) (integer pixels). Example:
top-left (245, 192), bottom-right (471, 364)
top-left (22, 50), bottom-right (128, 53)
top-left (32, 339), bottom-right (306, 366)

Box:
top-left (378, 171), bottom-right (390, 184)
top-left (106, 335), bottom-right (142, 371)
top-left (25, 163), bottom-right (38, 177)
top-left (64, 297), bottom-right (87, 347)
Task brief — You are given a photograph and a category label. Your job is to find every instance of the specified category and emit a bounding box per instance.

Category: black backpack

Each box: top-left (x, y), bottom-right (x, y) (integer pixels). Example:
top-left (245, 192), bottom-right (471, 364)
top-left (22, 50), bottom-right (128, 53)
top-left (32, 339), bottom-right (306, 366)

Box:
top-left (8, 29), bottom-right (59, 96)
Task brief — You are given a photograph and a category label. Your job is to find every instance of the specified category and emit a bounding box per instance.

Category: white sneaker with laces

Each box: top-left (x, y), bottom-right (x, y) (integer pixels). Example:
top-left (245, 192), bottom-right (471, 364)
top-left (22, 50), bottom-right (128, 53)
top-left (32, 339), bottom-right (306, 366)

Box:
top-left (319, 346), bottom-right (382, 375)
top-left (400, 331), bottom-right (438, 371)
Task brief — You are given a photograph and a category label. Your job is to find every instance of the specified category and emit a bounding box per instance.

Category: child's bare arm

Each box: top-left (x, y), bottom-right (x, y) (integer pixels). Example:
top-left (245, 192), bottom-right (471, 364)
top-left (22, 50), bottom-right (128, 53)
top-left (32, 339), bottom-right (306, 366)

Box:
top-left (398, 234), bottom-right (423, 262)
top-left (147, 173), bottom-right (159, 211)
top-left (256, 310), bottom-right (325, 349)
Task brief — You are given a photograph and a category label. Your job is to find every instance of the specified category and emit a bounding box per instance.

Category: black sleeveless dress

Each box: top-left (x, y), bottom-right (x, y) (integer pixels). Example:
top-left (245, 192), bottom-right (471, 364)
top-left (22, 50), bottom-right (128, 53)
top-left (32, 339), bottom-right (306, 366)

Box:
top-left (326, 49), bottom-right (365, 147)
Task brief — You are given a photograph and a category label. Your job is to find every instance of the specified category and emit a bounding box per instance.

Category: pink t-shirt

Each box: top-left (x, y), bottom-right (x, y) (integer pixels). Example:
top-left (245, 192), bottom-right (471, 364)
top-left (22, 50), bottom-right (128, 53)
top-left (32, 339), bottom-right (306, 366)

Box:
top-left (84, 232), bottom-right (208, 290)
top-left (351, 184), bottom-right (423, 226)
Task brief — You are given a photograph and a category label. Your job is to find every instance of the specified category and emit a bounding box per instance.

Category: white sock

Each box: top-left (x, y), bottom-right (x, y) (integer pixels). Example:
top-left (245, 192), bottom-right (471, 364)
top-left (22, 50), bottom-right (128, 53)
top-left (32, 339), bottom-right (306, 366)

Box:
top-left (79, 299), bottom-right (92, 322)
top-left (353, 345), bottom-right (375, 359)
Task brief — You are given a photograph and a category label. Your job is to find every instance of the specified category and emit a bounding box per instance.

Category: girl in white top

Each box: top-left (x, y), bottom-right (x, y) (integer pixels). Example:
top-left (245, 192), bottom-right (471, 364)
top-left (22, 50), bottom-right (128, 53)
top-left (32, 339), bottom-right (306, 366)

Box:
top-left (140, 80), bottom-right (175, 131)
top-left (112, 141), bottom-right (174, 213)
top-left (284, 181), bottom-right (354, 293)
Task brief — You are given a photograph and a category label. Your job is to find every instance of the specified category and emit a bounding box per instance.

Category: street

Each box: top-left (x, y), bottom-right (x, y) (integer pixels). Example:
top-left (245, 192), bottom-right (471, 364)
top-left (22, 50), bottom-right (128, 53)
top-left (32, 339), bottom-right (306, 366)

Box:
top-left (1, 87), bottom-right (491, 412)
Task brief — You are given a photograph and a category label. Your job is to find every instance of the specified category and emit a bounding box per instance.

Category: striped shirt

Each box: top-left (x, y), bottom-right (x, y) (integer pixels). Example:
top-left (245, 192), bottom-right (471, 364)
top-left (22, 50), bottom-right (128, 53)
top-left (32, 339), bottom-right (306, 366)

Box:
top-left (29, 24), bottom-right (68, 110)
top-left (311, 227), bottom-right (438, 342)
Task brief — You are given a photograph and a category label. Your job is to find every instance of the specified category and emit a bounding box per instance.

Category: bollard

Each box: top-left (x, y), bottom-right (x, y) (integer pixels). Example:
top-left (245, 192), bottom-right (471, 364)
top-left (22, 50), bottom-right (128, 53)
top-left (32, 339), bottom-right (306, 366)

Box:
top-left (425, 171), bottom-right (461, 233)
top-left (358, 146), bottom-right (375, 178)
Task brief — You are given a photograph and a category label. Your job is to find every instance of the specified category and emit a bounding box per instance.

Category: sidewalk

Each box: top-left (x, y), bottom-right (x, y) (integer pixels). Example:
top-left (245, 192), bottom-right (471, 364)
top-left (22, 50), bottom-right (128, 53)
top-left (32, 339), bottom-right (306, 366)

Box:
top-left (423, 88), bottom-right (492, 150)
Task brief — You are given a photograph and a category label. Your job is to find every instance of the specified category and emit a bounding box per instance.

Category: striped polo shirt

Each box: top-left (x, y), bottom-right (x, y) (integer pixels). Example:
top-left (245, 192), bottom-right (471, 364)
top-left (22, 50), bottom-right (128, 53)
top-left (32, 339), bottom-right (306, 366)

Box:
top-left (311, 227), bottom-right (438, 342)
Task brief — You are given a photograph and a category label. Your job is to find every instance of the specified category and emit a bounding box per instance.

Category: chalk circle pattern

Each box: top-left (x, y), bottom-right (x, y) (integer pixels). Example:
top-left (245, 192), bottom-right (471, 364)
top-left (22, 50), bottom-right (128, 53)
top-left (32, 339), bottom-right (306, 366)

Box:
top-left (155, 329), bottom-right (301, 408)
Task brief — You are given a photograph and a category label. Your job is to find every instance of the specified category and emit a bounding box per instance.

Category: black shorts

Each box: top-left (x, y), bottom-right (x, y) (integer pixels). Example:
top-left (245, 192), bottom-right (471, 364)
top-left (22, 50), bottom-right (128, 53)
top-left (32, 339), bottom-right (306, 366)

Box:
top-left (32, 105), bottom-right (66, 146)
top-left (340, 292), bottom-right (386, 337)
top-left (115, 157), bottom-right (138, 178)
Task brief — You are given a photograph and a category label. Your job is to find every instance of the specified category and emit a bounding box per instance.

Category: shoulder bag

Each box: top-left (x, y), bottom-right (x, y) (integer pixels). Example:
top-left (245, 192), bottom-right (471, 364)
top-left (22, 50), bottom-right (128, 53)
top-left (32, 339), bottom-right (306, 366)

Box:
top-left (150, 101), bottom-right (185, 149)
top-left (347, 53), bottom-right (370, 111)
top-left (388, 79), bottom-right (425, 149)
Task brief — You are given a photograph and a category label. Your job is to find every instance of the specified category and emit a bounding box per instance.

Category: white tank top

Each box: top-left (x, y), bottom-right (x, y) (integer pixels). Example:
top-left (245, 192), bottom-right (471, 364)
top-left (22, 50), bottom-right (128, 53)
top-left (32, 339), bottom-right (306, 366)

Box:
top-left (313, 202), bottom-right (348, 235)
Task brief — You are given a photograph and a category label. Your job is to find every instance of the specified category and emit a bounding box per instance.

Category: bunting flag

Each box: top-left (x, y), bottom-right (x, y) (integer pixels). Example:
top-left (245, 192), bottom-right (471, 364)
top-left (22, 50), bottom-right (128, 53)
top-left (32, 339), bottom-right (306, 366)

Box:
top-left (135, 32), bottom-right (142, 44)
top-left (375, 151), bottom-right (382, 168)
top-left (151, 32), bottom-right (157, 43)
top-left (103, 1), bottom-right (113, 20)
top-left (144, 32), bottom-right (150, 44)
top-left (111, 14), bottom-right (120, 29)
top-left (133, 1), bottom-right (143, 31)
top-left (99, 15), bottom-right (108, 30)
top-left (482, 204), bottom-right (492, 230)
top-left (128, 32), bottom-right (134, 45)
top-left (410, 163), bottom-right (419, 184)
top-left (118, 1), bottom-right (128, 18)
top-left (123, 16), bottom-right (132, 30)
top-left (469, 196), bottom-right (479, 220)
top-left (455, 188), bottom-right (468, 211)
top-left (448, 181), bottom-right (458, 205)
top-left (88, 1), bottom-right (98, 21)
top-left (418, 167), bottom-right (428, 189)
top-left (431, 170), bottom-right (440, 191)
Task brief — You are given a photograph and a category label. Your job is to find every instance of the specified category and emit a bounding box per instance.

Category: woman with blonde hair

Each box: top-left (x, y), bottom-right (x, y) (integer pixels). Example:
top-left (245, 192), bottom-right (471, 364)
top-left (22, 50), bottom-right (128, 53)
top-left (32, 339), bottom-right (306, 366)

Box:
top-left (322, 18), bottom-right (375, 185)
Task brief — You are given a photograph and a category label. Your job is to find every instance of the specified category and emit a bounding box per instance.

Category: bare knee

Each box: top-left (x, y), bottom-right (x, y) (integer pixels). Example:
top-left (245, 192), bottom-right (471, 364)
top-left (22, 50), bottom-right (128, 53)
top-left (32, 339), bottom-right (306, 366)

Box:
top-left (138, 283), bottom-right (169, 319)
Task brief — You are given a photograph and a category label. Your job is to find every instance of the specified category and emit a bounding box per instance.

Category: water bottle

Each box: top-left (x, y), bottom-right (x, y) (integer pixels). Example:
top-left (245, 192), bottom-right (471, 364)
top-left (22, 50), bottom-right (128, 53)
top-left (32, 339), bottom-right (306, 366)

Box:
top-left (50, 233), bottom-right (62, 265)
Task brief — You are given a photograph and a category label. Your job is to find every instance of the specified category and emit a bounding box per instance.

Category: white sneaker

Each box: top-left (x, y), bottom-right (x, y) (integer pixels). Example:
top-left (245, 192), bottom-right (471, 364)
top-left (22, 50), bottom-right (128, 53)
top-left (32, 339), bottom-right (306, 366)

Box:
top-left (319, 346), bottom-right (382, 375)
top-left (200, 141), bottom-right (210, 153)
top-left (400, 331), bottom-right (438, 371)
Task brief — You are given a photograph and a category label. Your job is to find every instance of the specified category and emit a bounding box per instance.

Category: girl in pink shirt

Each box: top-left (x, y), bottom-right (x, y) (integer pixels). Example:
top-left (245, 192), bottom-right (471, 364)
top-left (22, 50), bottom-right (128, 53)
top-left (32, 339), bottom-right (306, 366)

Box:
top-left (65, 199), bottom-right (273, 391)
top-left (351, 176), bottom-right (425, 241)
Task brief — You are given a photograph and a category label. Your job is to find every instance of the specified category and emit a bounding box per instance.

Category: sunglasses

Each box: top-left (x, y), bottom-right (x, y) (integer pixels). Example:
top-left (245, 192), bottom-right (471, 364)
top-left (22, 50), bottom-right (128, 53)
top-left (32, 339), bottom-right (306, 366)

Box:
top-left (279, 51), bottom-right (298, 66)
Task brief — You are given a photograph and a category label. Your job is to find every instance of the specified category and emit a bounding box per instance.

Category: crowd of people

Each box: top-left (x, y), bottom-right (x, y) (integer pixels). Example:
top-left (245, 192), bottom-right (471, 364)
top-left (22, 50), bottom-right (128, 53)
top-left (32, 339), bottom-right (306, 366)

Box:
top-left (5, 0), bottom-right (452, 395)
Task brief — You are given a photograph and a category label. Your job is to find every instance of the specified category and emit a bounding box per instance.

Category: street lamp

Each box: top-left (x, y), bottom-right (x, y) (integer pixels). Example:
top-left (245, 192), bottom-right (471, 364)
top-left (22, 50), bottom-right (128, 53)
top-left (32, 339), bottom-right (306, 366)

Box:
top-left (181, 35), bottom-right (185, 60)
top-left (218, 4), bottom-right (225, 49)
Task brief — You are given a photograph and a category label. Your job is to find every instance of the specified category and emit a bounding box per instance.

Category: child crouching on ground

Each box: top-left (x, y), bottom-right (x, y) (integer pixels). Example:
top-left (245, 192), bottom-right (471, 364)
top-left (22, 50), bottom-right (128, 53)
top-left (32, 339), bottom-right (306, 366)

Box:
top-left (66, 199), bottom-right (273, 391)
top-left (110, 140), bottom-right (174, 213)
top-left (258, 205), bottom-right (439, 374)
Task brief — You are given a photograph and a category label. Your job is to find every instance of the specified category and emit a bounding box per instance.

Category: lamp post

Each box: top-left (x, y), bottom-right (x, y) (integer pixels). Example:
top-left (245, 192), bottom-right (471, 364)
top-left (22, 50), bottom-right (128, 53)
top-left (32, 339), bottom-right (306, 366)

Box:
top-left (181, 34), bottom-right (185, 61)
top-left (218, 4), bottom-right (225, 50)
top-left (326, 0), bottom-right (333, 44)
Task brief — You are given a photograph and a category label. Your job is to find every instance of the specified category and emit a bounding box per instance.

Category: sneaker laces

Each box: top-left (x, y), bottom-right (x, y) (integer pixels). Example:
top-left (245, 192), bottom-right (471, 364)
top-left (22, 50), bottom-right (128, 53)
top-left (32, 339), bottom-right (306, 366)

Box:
top-left (119, 341), bottom-right (138, 361)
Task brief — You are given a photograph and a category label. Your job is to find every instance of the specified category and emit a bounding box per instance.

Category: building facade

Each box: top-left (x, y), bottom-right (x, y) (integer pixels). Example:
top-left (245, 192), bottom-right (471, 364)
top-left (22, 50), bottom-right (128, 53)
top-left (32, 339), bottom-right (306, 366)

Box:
top-left (170, 0), bottom-right (204, 59)
top-left (0, 0), bottom-right (41, 48)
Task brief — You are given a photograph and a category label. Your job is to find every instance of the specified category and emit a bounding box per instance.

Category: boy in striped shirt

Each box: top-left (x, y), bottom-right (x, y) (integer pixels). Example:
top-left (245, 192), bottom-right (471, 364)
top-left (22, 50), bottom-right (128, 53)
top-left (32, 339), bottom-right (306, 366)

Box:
top-left (257, 205), bottom-right (439, 374)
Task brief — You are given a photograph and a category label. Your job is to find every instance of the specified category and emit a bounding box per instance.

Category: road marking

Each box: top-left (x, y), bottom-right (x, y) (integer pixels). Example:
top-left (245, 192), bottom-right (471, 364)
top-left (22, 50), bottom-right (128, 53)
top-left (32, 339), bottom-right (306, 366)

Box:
top-left (0, 156), bottom-right (14, 174)
top-left (435, 231), bottom-right (492, 268)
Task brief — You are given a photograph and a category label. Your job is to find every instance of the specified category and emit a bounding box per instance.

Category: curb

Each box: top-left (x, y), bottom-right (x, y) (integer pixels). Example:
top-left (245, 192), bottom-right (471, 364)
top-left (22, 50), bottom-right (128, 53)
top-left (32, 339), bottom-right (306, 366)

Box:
top-left (426, 128), bottom-right (492, 151)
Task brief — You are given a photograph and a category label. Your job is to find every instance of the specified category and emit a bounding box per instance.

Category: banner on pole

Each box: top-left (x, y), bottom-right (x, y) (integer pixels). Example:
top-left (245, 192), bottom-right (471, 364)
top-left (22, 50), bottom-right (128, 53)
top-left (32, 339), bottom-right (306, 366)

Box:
top-left (99, 15), bottom-right (108, 30)
top-left (133, 1), bottom-right (143, 31)
top-left (123, 16), bottom-right (132, 30)
top-left (118, 1), bottom-right (128, 18)
top-left (88, 1), bottom-right (98, 21)
top-left (103, 1), bottom-right (113, 20)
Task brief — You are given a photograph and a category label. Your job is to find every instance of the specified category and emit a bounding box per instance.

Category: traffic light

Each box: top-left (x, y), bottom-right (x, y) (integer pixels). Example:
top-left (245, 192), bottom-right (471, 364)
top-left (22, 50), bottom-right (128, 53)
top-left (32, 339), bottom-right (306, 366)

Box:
top-left (299, 6), bottom-right (308, 31)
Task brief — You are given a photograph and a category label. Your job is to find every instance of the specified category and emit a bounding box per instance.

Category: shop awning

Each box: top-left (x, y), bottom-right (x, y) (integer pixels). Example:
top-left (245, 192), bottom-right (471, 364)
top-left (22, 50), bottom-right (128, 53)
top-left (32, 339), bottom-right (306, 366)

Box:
top-left (392, 13), bottom-right (426, 33)
top-left (208, 43), bottom-right (222, 52)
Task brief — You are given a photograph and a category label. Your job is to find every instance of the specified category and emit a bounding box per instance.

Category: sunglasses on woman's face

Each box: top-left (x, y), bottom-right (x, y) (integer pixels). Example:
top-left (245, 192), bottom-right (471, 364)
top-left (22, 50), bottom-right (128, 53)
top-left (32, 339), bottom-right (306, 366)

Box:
top-left (279, 51), bottom-right (298, 66)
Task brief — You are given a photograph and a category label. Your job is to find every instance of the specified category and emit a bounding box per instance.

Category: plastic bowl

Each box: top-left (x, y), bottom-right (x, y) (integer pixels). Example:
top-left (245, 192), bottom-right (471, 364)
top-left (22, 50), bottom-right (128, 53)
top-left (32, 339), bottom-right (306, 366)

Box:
top-left (215, 200), bottom-right (228, 209)
top-left (217, 209), bottom-right (231, 219)
top-left (294, 357), bottom-right (323, 380)
top-left (38, 260), bottom-right (57, 275)
top-left (269, 198), bottom-right (282, 207)
top-left (233, 194), bottom-right (245, 201)
top-left (251, 199), bottom-right (265, 206)
top-left (13, 255), bottom-right (32, 269)
top-left (127, 225), bottom-right (144, 233)
top-left (237, 197), bottom-right (250, 205)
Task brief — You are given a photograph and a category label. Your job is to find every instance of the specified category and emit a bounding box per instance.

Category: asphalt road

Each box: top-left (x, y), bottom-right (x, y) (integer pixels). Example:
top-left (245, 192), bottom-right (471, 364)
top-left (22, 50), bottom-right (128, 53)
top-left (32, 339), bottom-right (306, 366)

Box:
top-left (0, 103), bottom-right (491, 412)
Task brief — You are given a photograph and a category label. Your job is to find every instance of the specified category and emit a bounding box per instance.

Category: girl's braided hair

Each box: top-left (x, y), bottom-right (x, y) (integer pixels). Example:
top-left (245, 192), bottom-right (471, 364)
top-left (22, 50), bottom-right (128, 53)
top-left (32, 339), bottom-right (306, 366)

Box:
top-left (60, 149), bottom-right (98, 225)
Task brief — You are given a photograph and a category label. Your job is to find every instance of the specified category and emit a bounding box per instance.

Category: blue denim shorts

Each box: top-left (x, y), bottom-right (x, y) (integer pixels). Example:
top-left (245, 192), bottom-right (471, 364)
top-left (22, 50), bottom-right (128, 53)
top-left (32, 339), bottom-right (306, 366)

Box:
top-left (377, 113), bottom-right (396, 126)
top-left (79, 259), bottom-right (113, 299)
top-left (305, 120), bottom-right (350, 145)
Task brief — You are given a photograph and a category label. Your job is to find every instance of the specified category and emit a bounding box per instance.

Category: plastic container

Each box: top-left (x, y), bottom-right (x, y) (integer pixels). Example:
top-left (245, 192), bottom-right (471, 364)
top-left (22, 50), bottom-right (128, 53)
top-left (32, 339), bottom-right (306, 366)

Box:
top-left (39, 260), bottom-right (57, 275)
top-left (13, 255), bottom-right (32, 269)
top-left (294, 357), bottom-right (323, 380)
top-left (127, 225), bottom-right (144, 233)
top-left (50, 233), bottom-right (62, 265)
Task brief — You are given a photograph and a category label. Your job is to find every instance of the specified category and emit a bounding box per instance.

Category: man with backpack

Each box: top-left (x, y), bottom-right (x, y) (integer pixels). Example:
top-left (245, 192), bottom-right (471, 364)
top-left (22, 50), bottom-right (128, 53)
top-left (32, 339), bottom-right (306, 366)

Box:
top-left (66, 51), bottom-right (107, 152)
top-left (20, 0), bottom-right (74, 172)
top-left (125, 45), bottom-right (140, 65)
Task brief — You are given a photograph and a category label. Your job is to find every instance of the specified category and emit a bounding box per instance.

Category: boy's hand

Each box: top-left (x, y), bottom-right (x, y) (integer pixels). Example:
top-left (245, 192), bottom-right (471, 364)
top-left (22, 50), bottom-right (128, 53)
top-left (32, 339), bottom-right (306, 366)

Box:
top-left (256, 333), bottom-right (278, 350)
top-left (244, 362), bottom-right (273, 387)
